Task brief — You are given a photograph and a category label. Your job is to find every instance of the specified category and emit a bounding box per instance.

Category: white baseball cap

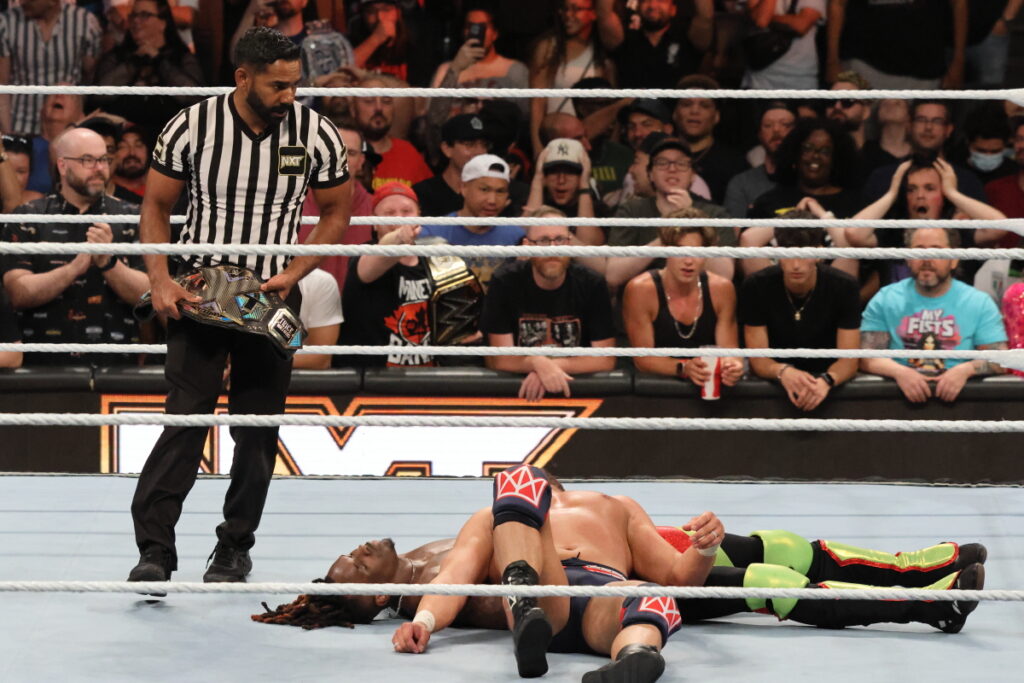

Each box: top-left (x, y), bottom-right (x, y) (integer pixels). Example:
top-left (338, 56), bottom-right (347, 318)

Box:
top-left (542, 138), bottom-right (584, 174)
top-left (461, 153), bottom-right (510, 184)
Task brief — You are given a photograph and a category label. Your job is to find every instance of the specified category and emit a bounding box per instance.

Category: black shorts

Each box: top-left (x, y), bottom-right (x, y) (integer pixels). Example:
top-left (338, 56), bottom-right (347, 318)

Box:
top-left (548, 558), bottom-right (627, 655)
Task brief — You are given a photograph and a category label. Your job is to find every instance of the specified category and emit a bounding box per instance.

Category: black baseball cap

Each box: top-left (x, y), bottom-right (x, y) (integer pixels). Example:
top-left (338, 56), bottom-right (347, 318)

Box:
top-left (618, 98), bottom-right (672, 126)
top-left (646, 137), bottom-right (692, 165)
top-left (441, 114), bottom-right (490, 145)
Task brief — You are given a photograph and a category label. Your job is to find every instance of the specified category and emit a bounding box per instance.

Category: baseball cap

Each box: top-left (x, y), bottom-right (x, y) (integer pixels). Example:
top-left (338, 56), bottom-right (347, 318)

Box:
top-left (618, 98), bottom-right (671, 125)
top-left (441, 114), bottom-right (489, 144)
top-left (372, 181), bottom-right (419, 211)
top-left (461, 153), bottom-right (510, 183)
top-left (542, 138), bottom-right (584, 174)
top-left (646, 137), bottom-right (692, 163)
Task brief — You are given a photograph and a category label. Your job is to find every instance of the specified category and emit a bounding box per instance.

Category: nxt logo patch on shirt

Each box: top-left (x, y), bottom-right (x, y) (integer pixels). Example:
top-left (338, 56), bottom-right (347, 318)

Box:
top-left (278, 146), bottom-right (308, 176)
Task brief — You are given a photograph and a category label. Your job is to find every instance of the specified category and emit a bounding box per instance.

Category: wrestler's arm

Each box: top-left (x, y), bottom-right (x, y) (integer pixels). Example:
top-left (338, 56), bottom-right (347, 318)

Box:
top-left (617, 495), bottom-right (722, 587)
top-left (393, 509), bottom-right (493, 653)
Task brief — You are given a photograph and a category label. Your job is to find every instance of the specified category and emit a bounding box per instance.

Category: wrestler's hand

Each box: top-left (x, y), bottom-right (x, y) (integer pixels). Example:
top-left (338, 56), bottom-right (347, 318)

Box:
top-left (150, 275), bottom-right (201, 319)
top-left (392, 622), bottom-right (431, 654)
top-left (260, 271), bottom-right (299, 302)
top-left (683, 511), bottom-right (724, 551)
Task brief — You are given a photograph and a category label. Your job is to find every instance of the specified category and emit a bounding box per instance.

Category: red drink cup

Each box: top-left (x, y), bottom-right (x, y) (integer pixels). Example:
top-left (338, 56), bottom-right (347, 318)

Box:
top-left (700, 355), bottom-right (722, 400)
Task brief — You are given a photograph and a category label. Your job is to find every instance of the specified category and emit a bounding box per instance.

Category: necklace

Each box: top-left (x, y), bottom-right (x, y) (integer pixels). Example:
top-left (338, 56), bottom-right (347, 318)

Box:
top-left (784, 284), bottom-right (816, 321)
top-left (664, 275), bottom-right (703, 340)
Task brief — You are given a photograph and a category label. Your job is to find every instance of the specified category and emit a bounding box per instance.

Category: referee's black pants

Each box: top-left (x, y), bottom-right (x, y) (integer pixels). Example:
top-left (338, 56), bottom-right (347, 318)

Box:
top-left (130, 316), bottom-right (293, 569)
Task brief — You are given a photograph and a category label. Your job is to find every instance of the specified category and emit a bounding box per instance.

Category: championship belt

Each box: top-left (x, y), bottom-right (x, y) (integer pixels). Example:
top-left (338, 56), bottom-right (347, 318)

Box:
top-left (425, 252), bottom-right (483, 346)
top-left (136, 265), bottom-right (306, 358)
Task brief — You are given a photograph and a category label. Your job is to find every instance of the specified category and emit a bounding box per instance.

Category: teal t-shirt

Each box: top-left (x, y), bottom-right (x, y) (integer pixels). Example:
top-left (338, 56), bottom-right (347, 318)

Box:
top-left (861, 278), bottom-right (1008, 373)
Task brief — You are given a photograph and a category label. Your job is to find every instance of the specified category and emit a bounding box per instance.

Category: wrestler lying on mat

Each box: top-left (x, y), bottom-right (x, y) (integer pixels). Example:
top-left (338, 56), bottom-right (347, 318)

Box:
top-left (254, 468), bottom-right (985, 682)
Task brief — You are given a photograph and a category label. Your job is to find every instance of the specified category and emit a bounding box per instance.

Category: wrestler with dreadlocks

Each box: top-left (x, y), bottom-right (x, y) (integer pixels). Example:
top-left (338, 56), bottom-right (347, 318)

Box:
top-left (253, 537), bottom-right (506, 630)
top-left (256, 471), bottom-right (984, 681)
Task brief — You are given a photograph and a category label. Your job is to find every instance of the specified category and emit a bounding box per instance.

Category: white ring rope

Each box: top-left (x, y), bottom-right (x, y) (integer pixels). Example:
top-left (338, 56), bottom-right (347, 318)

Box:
top-left (1, 342), bottom-right (1020, 364)
top-left (0, 84), bottom-right (1019, 101)
top-left (0, 580), bottom-right (1014, 600)
top-left (0, 413), bottom-right (1020, 432)
top-left (1, 242), bottom-right (1020, 260)
top-left (4, 213), bottom-right (1023, 231)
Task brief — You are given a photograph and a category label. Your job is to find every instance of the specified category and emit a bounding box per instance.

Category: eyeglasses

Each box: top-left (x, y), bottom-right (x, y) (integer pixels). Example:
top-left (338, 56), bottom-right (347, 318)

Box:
top-left (527, 236), bottom-right (572, 246)
top-left (800, 143), bottom-right (833, 157)
top-left (913, 116), bottom-right (948, 127)
top-left (63, 155), bottom-right (113, 169)
top-left (829, 99), bottom-right (859, 109)
top-left (652, 159), bottom-right (692, 170)
top-left (128, 11), bottom-right (159, 21)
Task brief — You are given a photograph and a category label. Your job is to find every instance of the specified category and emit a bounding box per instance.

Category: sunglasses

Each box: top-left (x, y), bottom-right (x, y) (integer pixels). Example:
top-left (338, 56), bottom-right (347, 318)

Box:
top-left (829, 99), bottom-right (859, 109)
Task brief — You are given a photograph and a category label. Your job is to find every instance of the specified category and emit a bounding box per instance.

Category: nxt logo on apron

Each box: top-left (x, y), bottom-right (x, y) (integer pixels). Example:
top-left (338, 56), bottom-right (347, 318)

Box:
top-left (278, 145), bottom-right (308, 176)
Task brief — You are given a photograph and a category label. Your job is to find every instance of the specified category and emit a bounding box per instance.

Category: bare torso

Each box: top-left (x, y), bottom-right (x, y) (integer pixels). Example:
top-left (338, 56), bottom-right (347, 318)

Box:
top-left (482, 490), bottom-right (634, 582)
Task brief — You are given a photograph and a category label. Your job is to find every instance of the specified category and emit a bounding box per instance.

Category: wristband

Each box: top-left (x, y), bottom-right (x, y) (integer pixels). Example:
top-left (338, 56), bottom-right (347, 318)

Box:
top-left (776, 363), bottom-right (791, 381)
top-left (675, 360), bottom-right (688, 379)
top-left (98, 257), bottom-right (118, 272)
top-left (697, 544), bottom-right (721, 557)
top-left (412, 610), bottom-right (436, 633)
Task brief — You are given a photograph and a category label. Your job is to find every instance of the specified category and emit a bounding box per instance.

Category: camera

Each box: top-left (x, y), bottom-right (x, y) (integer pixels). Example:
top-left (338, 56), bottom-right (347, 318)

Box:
top-left (467, 22), bottom-right (486, 46)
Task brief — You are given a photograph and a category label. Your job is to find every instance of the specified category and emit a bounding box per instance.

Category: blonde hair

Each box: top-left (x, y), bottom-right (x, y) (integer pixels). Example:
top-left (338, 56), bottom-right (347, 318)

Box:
top-left (658, 207), bottom-right (717, 247)
top-left (524, 205), bottom-right (569, 241)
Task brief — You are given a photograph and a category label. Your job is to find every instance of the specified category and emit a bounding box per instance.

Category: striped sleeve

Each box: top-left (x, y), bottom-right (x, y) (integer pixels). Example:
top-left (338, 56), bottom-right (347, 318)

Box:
top-left (309, 114), bottom-right (350, 189)
top-left (151, 108), bottom-right (191, 179)
top-left (0, 13), bottom-right (9, 58)
top-left (82, 10), bottom-right (102, 59)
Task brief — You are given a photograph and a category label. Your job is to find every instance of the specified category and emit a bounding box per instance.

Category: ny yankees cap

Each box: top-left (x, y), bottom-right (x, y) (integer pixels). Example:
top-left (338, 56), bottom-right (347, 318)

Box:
top-left (542, 138), bottom-right (584, 175)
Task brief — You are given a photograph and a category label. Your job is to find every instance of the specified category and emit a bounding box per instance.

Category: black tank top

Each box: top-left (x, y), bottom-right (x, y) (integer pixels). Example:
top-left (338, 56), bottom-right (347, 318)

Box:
top-left (650, 270), bottom-right (718, 349)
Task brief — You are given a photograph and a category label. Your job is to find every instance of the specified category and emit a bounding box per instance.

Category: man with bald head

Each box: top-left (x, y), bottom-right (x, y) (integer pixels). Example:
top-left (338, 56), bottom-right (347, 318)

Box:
top-left (0, 127), bottom-right (149, 366)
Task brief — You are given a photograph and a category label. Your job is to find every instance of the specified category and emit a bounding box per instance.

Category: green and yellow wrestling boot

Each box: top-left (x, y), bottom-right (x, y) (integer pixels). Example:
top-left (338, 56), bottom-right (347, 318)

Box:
top-left (743, 562), bottom-right (986, 633)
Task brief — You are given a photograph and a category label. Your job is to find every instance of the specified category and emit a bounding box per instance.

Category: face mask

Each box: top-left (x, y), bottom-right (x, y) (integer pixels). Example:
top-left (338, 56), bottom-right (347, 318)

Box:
top-left (970, 150), bottom-right (1004, 172)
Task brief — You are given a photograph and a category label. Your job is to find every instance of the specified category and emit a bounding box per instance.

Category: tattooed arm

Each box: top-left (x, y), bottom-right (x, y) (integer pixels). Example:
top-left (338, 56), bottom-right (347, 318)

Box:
top-left (932, 341), bottom-right (1008, 402)
top-left (859, 330), bottom-right (933, 403)
top-left (970, 342), bottom-right (1009, 377)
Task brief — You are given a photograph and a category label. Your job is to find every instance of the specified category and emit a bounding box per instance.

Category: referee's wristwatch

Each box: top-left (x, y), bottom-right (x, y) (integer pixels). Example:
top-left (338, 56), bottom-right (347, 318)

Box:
top-left (818, 371), bottom-right (836, 387)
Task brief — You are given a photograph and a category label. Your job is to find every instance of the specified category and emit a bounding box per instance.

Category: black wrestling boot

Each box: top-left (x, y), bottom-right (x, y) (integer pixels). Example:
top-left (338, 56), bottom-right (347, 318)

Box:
top-left (583, 644), bottom-right (665, 683)
top-left (127, 545), bottom-right (173, 597)
top-left (502, 560), bottom-right (552, 678)
top-left (788, 563), bottom-right (985, 633)
top-left (203, 543), bottom-right (252, 583)
top-left (923, 562), bottom-right (985, 634)
top-left (952, 543), bottom-right (987, 569)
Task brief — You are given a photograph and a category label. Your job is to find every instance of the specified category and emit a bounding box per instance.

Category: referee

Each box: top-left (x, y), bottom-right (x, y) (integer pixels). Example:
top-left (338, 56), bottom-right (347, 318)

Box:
top-left (128, 28), bottom-right (352, 585)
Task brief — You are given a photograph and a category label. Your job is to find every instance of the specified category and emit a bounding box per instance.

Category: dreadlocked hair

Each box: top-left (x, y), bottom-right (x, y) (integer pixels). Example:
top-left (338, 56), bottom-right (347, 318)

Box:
top-left (251, 579), bottom-right (367, 630)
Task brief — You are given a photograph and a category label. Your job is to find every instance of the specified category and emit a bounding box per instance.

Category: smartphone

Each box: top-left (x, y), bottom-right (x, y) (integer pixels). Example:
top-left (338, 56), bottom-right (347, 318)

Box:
top-left (467, 22), bottom-right (487, 46)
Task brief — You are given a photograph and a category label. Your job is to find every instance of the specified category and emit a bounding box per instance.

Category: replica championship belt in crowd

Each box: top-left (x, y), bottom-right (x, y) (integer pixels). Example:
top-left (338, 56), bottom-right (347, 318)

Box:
top-left (136, 265), bottom-right (306, 358)
top-left (424, 251), bottom-right (483, 346)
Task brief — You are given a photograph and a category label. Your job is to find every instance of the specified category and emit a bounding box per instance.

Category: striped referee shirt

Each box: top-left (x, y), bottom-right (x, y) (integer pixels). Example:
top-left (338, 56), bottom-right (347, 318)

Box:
top-left (152, 93), bottom-right (350, 280)
top-left (0, 4), bottom-right (101, 135)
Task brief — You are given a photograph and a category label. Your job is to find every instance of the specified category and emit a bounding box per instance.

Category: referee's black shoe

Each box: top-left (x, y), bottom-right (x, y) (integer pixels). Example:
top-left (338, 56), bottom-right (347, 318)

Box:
top-left (203, 543), bottom-right (252, 583)
top-left (127, 545), bottom-right (173, 597)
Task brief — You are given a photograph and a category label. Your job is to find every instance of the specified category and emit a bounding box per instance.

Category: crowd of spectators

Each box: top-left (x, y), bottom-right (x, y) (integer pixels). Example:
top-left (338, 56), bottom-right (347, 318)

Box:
top-left (0, 0), bottom-right (1022, 408)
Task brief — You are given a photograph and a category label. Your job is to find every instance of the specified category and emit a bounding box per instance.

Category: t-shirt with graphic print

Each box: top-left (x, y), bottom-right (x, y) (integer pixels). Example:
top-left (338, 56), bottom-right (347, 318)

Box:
top-left (480, 260), bottom-right (615, 348)
top-left (861, 278), bottom-right (1008, 374)
top-left (336, 256), bottom-right (434, 368)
